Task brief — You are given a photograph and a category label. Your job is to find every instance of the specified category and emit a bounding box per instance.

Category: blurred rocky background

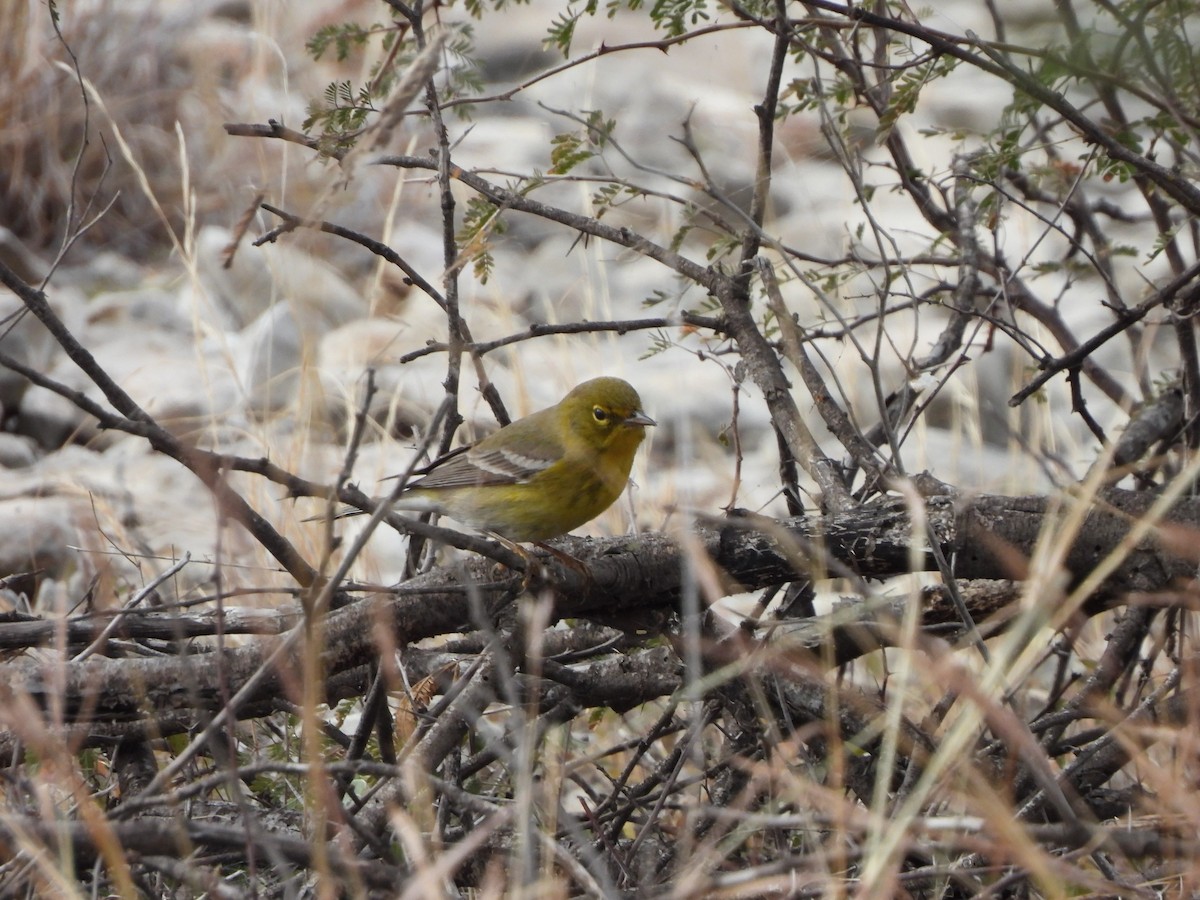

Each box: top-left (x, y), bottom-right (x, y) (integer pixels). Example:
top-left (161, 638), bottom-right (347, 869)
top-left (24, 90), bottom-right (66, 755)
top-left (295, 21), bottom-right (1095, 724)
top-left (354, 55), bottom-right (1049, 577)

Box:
top-left (0, 0), bottom-right (1128, 607)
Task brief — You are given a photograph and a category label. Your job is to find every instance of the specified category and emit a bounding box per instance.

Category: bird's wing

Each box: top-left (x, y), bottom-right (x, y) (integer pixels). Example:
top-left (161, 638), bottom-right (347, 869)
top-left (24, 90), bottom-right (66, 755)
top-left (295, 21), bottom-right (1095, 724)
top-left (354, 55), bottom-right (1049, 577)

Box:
top-left (410, 413), bottom-right (562, 490)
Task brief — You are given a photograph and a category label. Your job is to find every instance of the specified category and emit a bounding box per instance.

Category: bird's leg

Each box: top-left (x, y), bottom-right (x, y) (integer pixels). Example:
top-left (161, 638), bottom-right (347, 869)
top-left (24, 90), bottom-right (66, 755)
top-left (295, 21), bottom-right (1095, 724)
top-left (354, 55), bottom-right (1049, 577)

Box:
top-left (485, 532), bottom-right (545, 593)
top-left (533, 541), bottom-right (593, 583)
top-left (484, 534), bottom-right (592, 590)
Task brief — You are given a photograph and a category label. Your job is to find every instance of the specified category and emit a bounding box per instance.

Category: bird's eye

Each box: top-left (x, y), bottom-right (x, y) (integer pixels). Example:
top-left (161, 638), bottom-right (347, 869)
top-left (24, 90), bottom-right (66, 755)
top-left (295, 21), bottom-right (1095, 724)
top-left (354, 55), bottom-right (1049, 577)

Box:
top-left (593, 406), bottom-right (608, 422)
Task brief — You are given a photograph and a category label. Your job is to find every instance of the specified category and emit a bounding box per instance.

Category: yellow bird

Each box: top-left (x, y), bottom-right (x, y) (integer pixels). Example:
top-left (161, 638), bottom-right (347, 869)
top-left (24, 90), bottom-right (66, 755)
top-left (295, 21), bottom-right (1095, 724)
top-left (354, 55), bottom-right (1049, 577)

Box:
top-left (395, 376), bottom-right (655, 542)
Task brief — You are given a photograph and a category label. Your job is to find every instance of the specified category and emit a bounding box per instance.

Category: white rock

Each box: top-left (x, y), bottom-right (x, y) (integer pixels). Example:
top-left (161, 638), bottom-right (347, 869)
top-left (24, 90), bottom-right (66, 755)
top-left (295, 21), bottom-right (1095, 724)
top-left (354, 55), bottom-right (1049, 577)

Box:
top-left (88, 286), bottom-right (191, 334)
top-left (0, 496), bottom-right (87, 587)
top-left (89, 328), bottom-right (241, 433)
top-left (0, 283), bottom-right (73, 412)
top-left (0, 434), bottom-right (38, 468)
top-left (238, 302), bottom-right (306, 418)
top-left (15, 383), bottom-right (98, 451)
top-left (187, 225), bottom-right (366, 332)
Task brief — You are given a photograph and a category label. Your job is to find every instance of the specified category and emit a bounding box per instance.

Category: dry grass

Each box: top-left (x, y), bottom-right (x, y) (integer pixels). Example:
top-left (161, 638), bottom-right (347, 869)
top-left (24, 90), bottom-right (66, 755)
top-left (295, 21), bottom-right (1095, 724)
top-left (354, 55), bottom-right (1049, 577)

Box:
top-left (3, 0), bottom-right (1200, 897)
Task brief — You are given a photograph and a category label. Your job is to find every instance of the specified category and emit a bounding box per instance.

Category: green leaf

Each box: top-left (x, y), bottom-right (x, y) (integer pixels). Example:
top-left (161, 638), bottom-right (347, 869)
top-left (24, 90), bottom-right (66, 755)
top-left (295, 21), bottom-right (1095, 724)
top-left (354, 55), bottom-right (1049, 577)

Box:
top-left (549, 132), bottom-right (594, 174)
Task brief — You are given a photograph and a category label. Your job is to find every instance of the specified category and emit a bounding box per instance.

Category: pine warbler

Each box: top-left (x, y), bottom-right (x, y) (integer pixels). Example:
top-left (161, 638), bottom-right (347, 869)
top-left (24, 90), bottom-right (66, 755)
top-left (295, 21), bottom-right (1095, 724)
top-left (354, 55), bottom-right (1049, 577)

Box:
top-left (396, 376), bottom-right (654, 541)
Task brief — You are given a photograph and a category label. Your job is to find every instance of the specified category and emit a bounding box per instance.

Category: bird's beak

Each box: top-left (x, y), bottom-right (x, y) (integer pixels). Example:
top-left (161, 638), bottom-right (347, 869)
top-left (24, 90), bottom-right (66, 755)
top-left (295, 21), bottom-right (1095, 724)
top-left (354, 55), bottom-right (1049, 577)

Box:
top-left (626, 411), bottom-right (656, 427)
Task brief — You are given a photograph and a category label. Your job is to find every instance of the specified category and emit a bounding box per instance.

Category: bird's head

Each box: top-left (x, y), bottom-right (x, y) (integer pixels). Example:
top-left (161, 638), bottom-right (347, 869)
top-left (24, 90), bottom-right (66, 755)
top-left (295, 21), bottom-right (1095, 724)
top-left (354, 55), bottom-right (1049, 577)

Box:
top-left (563, 376), bottom-right (656, 452)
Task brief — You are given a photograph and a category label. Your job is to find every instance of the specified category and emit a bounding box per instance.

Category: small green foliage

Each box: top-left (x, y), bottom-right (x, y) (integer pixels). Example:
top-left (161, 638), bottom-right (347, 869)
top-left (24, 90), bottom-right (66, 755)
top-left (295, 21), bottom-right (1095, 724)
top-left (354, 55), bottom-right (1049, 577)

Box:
top-left (457, 196), bottom-right (509, 283)
top-left (816, 269), bottom-right (843, 296)
top-left (546, 0), bottom-right (713, 52)
top-left (669, 222), bottom-right (695, 252)
top-left (706, 233), bottom-right (740, 263)
top-left (304, 21), bottom-right (393, 149)
top-left (548, 111), bottom-right (614, 173)
top-left (307, 22), bottom-right (378, 62)
top-left (463, 0), bottom-right (540, 15)
top-left (639, 329), bottom-right (676, 359)
top-left (974, 127), bottom-right (1025, 183)
top-left (444, 26), bottom-right (485, 106)
top-left (1147, 222), bottom-right (1182, 263)
top-left (591, 182), bottom-right (624, 218)
top-left (1145, 110), bottom-right (1192, 150)
top-left (1089, 125), bottom-right (1143, 184)
top-left (590, 181), bottom-right (647, 219)
top-left (583, 109), bottom-right (616, 146)
top-left (549, 132), bottom-right (595, 174)
top-left (648, 0), bottom-right (710, 36)
top-left (303, 20), bottom-right (486, 147)
top-left (717, 421), bottom-right (732, 446)
top-left (303, 80), bottom-right (377, 155)
top-left (1093, 154), bottom-right (1136, 184)
top-left (877, 56), bottom-right (959, 140)
top-left (546, 7), bottom-right (582, 55)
